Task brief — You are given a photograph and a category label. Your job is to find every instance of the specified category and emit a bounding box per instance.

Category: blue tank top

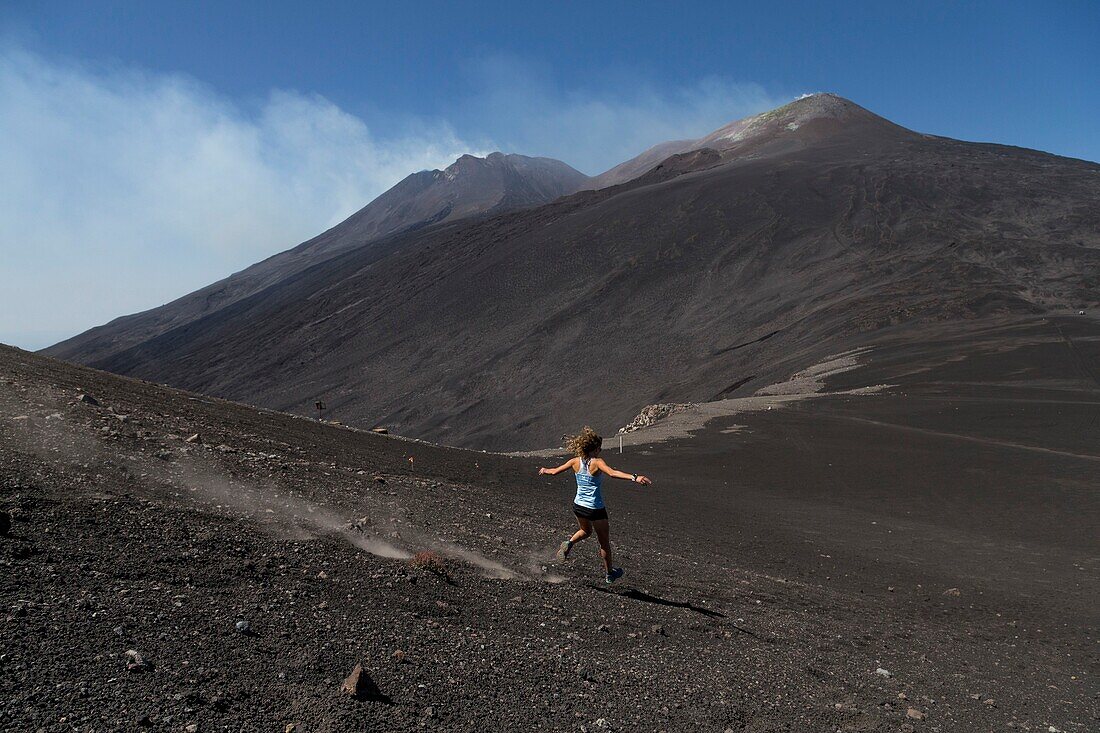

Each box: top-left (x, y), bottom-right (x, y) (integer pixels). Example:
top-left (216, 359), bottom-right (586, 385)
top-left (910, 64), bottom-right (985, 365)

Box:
top-left (574, 457), bottom-right (605, 509)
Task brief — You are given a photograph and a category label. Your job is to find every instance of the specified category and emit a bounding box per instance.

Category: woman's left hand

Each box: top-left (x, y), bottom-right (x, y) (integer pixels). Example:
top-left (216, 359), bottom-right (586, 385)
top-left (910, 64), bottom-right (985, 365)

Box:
top-left (635, 475), bottom-right (652, 485)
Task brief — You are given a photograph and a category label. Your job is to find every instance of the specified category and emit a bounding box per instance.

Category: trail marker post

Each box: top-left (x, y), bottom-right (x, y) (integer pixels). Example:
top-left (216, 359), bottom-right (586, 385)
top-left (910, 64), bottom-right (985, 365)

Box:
top-left (619, 435), bottom-right (623, 453)
top-left (315, 400), bottom-right (326, 421)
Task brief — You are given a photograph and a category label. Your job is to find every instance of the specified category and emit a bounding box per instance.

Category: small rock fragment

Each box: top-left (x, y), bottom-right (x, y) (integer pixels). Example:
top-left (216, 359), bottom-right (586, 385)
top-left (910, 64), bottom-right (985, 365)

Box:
top-left (185, 725), bottom-right (199, 733)
top-left (372, 427), bottom-right (388, 434)
top-left (284, 725), bottom-right (298, 733)
top-left (77, 393), bottom-right (99, 405)
top-left (906, 707), bottom-right (926, 720)
top-left (342, 663), bottom-right (367, 697)
top-left (875, 667), bottom-right (892, 677)
top-left (185, 433), bottom-right (202, 444)
top-left (125, 649), bottom-right (149, 672)
top-left (942, 587), bottom-right (961, 597)
top-left (392, 649), bottom-right (406, 663)
top-left (0, 510), bottom-right (10, 536)
top-left (235, 619), bottom-right (251, 634)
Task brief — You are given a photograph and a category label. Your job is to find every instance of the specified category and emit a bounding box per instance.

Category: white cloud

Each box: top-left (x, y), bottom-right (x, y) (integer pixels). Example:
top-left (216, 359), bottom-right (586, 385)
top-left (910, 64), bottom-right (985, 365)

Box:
top-left (0, 47), bottom-right (478, 349)
top-left (0, 46), bottom-right (792, 350)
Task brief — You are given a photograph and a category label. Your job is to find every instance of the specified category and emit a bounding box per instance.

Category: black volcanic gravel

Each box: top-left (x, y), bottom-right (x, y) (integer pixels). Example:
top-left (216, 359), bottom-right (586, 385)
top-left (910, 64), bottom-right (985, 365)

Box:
top-left (1, 342), bottom-right (1097, 731)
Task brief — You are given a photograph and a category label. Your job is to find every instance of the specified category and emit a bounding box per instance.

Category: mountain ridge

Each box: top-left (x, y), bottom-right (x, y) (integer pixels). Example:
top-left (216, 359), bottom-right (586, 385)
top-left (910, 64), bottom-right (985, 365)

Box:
top-left (43, 95), bottom-right (1100, 449)
top-left (45, 151), bottom-right (591, 365)
top-left (589, 93), bottom-right (911, 188)
top-left (42, 94), bottom-right (899, 367)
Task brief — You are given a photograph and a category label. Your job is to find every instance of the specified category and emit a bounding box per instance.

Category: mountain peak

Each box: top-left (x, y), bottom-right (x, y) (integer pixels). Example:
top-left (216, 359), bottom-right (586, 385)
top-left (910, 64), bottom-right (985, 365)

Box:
top-left (697, 92), bottom-right (892, 148)
top-left (592, 94), bottom-right (908, 188)
top-left (447, 153), bottom-right (493, 175)
top-left (437, 152), bottom-right (589, 193)
top-left (786, 91), bottom-right (860, 111)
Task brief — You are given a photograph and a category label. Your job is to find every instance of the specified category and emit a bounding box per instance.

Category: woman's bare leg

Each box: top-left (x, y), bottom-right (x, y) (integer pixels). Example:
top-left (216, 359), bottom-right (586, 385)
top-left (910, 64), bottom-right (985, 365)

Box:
top-left (558, 517), bottom-right (592, 561)
top-left (592, 519), bottom-right (612, 573)
top-left (570, 516), bottom-right (592, 544)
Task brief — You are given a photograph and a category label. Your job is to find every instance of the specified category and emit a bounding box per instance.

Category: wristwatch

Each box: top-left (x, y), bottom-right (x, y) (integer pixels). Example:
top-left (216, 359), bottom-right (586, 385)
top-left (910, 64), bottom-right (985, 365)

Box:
top-left (631, 473), bottom-right (639, 482)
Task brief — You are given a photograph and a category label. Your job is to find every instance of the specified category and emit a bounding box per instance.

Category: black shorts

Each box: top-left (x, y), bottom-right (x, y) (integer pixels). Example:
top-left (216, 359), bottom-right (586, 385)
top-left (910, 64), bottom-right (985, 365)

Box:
top-left (572, 503), bottom-right (608, 521)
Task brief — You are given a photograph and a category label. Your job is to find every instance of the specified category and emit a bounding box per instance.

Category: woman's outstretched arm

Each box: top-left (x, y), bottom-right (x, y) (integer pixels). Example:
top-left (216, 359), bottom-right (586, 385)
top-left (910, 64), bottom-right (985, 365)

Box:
top-left (538, 458), bottom-right (577, 476)
top-left (593, 458), bottom-right (652, 485)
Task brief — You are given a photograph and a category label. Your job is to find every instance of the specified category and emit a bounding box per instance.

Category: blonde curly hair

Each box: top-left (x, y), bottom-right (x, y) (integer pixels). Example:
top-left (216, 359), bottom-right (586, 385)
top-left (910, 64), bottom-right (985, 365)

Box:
top-left (565, 426), bottom-right (603, 457)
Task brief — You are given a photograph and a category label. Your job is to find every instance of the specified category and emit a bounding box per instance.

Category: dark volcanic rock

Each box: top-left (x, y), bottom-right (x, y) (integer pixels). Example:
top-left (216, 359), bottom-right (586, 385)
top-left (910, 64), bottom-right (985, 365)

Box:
top-left (0, 334), bottom-right (1096, 731)
top-left (341, 663), bottom-right (366, 696)
top-left (342, 663), bottom-right (388, 702)
top-left (125, 648), bottom-right (150, 673)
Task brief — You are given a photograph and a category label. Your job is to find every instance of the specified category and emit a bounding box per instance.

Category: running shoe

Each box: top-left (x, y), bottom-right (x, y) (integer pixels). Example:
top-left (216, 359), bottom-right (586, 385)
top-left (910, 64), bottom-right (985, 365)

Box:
top-left (605, 567), bottom-right (624, 584)
top-left (556, 540), bottom-right (572, 561)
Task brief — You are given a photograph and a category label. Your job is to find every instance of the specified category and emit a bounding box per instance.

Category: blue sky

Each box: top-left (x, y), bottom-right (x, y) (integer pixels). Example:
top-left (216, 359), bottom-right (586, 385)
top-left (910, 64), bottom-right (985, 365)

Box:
top-left (1, 1), bottom-right (1097, 348)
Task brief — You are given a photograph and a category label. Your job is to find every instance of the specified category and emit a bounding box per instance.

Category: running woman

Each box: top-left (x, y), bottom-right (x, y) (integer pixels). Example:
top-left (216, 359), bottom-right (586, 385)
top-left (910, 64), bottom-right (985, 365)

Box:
top-left (538, 426), bottom-right (652, 583)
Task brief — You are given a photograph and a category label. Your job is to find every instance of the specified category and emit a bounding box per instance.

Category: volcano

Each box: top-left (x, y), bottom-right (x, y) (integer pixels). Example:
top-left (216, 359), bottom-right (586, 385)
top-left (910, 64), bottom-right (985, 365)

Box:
top-left (44, 94), bottom-right (1100, 449)
top-left (45, 152), bottom-right (590, 366)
